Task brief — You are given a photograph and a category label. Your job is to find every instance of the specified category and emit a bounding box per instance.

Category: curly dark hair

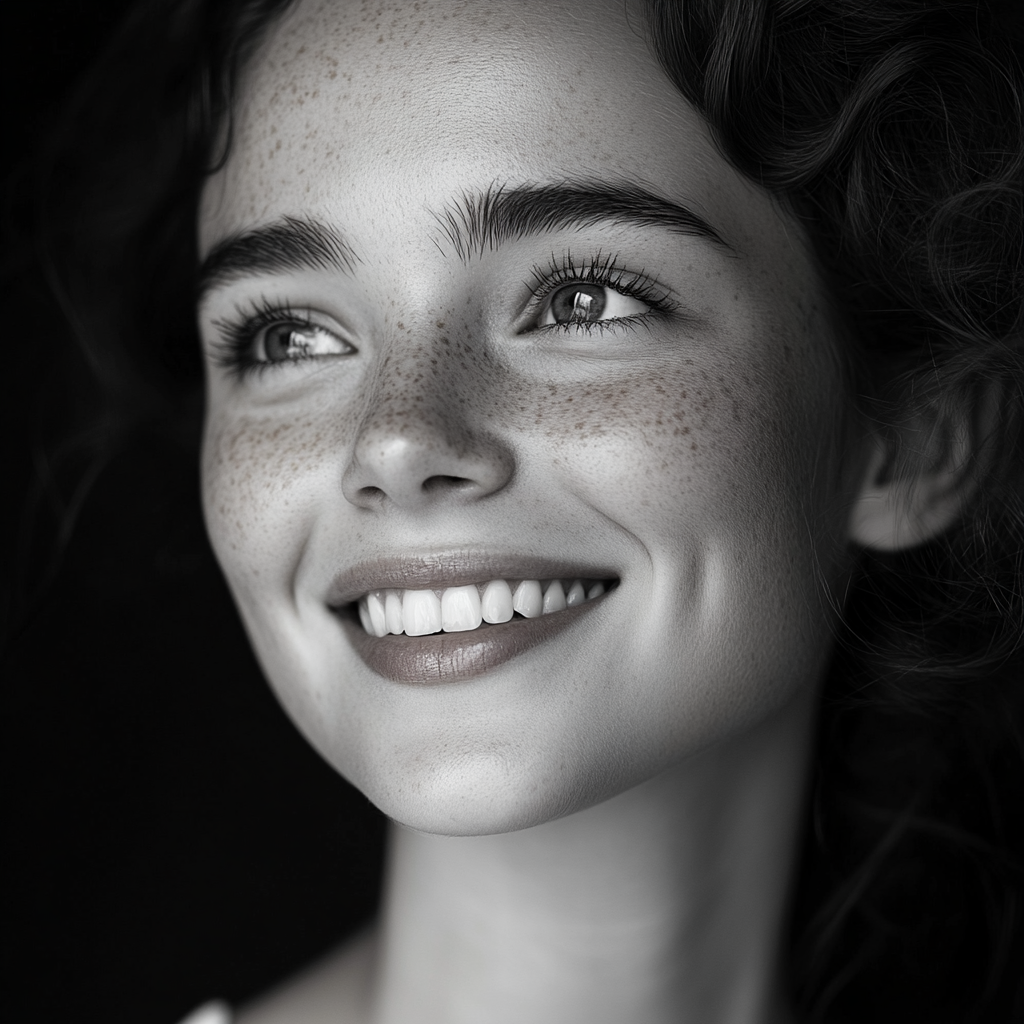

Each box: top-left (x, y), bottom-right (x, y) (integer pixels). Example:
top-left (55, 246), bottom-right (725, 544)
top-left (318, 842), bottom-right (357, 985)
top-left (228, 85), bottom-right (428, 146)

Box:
top-left (25, 0), bottom-right (1024, 1020)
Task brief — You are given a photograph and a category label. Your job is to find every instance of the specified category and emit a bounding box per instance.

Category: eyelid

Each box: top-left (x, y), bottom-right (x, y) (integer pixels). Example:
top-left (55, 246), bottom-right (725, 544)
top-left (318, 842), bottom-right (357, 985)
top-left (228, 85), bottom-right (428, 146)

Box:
top-left (208, 297), bottom-right (355, 379)
top-left (520, 250), bottom-right (678, 333)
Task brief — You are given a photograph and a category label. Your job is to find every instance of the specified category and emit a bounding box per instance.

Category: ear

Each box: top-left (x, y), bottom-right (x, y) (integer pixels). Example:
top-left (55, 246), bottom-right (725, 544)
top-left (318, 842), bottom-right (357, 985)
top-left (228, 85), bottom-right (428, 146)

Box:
top-left (848, 394), bottom-right (989, 552)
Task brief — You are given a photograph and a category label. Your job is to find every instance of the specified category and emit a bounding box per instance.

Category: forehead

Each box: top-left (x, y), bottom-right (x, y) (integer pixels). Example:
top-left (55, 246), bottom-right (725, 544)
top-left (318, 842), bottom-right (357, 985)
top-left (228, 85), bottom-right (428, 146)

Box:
top-left (199, 0), bottom-right (787, 257)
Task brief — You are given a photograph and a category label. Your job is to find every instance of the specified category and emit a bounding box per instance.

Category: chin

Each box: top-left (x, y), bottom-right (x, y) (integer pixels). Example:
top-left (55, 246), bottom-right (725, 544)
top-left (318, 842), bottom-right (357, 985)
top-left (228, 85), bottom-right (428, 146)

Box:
top-left (344, 744), bottom-right (620, 837)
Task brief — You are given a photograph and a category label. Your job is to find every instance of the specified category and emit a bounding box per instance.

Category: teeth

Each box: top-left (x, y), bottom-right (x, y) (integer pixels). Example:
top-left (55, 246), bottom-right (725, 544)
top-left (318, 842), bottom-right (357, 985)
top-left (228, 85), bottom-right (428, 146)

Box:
top-left (441, 584), bottom-right (483, 632)
top-left (403, 589), bottom-right (442, 636)
top-left (356, 577), bottom-right (612, 636)
top-left (358, 597), bottom-right (373, 634)
top-left (512, 579), bottom-right (543, 619)
top-left (542, 579), bottom-right (566, 614)
top-left (481, 579), bottom-right (514, 623)
top-left (367, 590), bottom-right (388, 638)
top-left (385, 589), bottom-right (404, 634)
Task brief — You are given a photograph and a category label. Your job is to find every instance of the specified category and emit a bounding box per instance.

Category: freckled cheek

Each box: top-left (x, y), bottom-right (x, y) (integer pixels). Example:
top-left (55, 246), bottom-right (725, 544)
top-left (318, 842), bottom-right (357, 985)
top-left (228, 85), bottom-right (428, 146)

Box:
top-left (499, 378), bottom-right (678, 535)
top-left (518, 360), bottom-right (838, 540)
top-left (200, 406), bottom-right (346, 589)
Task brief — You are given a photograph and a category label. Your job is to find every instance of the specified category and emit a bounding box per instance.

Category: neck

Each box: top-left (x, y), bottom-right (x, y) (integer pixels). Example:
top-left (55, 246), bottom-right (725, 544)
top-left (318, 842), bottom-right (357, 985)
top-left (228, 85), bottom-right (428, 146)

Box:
top-left (367, 689), bottom-right (814, 1024)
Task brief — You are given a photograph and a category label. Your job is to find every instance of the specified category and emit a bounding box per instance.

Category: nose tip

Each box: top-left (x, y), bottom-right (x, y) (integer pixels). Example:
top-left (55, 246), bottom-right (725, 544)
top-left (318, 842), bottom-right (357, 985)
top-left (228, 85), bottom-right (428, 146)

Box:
top-left (341, 416), bottom-right (514, 511)
top-left (341, 321), bottom-right (515, 511)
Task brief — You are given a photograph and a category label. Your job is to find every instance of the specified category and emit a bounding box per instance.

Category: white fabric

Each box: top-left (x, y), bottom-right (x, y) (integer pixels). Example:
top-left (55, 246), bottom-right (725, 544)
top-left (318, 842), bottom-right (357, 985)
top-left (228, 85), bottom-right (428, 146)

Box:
top-left (176, 1000), bottom-right (232, 1024)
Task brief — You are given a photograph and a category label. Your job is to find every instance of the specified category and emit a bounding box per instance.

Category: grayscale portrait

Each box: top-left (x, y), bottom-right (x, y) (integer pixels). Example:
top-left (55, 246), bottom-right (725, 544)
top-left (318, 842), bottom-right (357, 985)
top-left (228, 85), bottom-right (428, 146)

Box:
top-left (5, 1), bottom-right (1022, 1022)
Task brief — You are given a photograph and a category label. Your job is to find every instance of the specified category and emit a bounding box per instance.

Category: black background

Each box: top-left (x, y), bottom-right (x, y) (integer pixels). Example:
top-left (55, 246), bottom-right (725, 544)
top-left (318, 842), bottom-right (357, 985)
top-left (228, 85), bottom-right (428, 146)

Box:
top-left (2, 4), bottom-right (386, 1022)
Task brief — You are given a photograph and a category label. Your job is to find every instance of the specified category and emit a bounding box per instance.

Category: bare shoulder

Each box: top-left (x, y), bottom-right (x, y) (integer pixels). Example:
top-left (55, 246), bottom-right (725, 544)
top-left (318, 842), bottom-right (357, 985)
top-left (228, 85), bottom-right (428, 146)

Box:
top-left (234, 926), bottom-right (377, 1024)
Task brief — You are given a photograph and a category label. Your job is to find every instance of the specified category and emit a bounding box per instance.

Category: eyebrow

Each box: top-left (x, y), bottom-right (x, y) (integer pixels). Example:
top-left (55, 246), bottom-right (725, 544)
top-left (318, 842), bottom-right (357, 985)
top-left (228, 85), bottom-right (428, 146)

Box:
top-left (197, 179), bottom-right (732, 299)
top-left (197, 215), bottom-right (360, 301)
top-left (434, 179), bottom-right (734, 262)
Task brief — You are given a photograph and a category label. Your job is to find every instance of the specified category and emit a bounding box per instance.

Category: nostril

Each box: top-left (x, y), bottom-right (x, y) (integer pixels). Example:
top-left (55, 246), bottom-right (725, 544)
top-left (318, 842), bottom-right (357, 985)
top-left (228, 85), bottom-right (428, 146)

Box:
top-left (342, 432), bottom-right (514, 509)
top-left (422, 474), bottom-right (474, 493)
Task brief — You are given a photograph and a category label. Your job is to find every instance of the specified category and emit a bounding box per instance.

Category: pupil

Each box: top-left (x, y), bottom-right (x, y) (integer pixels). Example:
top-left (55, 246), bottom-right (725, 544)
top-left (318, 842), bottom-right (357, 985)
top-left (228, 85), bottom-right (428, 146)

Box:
top-left (265, 324), bottom-right (307, 361)
top-left (551, 283), bottom-right (605, 323)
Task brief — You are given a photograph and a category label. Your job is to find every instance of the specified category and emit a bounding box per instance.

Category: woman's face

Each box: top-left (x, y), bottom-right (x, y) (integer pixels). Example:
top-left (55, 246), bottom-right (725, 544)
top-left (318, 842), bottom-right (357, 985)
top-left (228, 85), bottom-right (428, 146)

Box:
top-left (198, 0), bottom-right (866, 835)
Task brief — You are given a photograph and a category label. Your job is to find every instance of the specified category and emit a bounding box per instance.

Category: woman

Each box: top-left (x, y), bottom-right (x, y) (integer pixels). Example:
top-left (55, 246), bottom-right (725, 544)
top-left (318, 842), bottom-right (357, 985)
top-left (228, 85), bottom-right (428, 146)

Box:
top-left (27, 0), bottom-right (1024, 1021)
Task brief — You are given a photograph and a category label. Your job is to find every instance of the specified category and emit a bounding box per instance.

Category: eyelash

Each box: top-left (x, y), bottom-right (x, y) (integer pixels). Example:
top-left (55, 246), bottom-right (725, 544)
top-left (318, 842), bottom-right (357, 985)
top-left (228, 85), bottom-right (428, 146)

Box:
top-left (524, 250), bottom-right (674, 336)
top-left (209, 251), bottom-right (674, 379)
top-left (210, 297), bottom-right (328, 379)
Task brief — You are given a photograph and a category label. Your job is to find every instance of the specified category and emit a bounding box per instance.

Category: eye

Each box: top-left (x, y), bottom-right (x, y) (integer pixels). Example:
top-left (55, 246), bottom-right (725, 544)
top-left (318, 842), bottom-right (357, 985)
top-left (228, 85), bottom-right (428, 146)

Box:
top-left (536, 282), bottom-right (652, 329)
top-left (255, 320), bottom-right (353, 363)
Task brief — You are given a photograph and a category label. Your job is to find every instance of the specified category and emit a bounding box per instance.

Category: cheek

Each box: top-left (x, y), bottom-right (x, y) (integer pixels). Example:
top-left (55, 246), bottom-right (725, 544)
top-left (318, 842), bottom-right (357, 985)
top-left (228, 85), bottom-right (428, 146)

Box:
top-left (200, 400), bottom-right (342, 596)
top-left (516, 349), bottom-right (844, 545)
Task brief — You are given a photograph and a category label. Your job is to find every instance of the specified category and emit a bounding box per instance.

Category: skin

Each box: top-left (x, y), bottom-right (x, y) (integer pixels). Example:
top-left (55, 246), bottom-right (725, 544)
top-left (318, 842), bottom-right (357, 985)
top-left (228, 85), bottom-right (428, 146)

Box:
top-left (192, 0), bottom-right (938, 1020)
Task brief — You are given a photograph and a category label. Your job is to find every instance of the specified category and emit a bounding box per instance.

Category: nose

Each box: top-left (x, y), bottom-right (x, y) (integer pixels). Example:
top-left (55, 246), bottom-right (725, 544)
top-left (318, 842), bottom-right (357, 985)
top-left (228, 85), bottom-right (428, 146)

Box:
top-left (341, 337), bottom-right (514, 511)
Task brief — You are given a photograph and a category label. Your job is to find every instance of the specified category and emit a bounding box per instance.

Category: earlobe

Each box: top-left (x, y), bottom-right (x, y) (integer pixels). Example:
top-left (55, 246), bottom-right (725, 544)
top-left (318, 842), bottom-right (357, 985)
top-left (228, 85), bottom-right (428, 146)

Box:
top-left (847, 409), bottom-right (980, 552)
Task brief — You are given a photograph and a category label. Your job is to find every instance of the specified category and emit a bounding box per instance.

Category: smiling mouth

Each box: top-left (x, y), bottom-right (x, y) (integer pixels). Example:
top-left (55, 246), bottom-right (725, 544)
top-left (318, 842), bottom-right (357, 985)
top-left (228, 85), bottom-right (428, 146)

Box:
top-left (330, 554), bottom-right (619, 683)
top-left (354, 577), bottom-right (615, 637)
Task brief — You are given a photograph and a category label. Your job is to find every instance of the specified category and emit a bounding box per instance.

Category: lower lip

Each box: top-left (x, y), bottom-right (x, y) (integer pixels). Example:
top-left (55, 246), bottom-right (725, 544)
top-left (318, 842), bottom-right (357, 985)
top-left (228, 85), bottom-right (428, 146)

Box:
top-left (338, 597), bottom-right (605, 683)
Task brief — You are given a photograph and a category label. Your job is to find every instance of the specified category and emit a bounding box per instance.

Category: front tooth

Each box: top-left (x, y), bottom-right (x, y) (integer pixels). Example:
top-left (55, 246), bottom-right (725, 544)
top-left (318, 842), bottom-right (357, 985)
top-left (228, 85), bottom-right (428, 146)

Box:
top-left (542, 579), bottom-right (567, 614)
top-left (385, 590), bottom-right (404, 634)
top-left (403, 589), bottom-right (442, 636)
top-left (358, 596), bottom-right (373, 634)
top-left (565, 580), bottom-right (586, 607)
top-left (481, 579), bottom-right (514, 623)
top-left (441, 585), bottom-right (483, 632)
top-left (512, 579), bottom-right (543, 618)
top-left (367, 591), bottom-right (388, 637)
top-left (587, 581), bottom-right (606, 600)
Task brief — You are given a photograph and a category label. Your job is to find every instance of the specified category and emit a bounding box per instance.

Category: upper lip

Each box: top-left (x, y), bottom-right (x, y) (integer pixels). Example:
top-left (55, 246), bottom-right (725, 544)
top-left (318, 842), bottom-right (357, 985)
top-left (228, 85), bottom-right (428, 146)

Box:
top-left (326, 549), bottom-right (619, 606)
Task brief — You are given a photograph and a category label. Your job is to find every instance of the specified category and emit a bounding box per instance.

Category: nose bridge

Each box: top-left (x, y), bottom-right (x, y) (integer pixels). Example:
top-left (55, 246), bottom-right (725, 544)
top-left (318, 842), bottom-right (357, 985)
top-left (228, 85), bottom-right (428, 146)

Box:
top-left (342, 317), bottom-right (512, 509)
top-left (362, 318), bottom-right (477, 453)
